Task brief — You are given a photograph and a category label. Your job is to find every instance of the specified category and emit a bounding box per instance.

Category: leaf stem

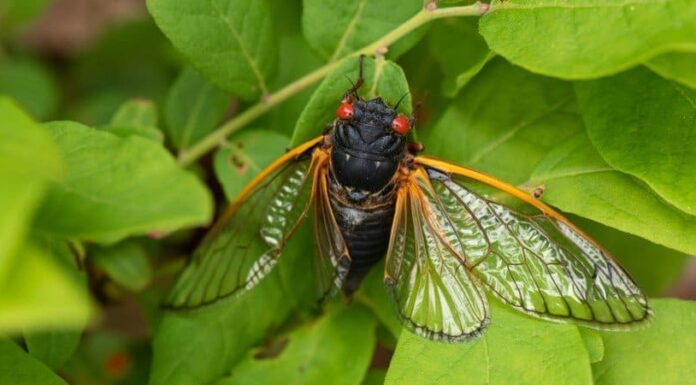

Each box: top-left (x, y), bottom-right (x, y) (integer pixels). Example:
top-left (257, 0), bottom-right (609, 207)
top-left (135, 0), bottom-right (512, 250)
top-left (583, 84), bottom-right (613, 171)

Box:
top-left (177, 2), bottom-right (487, 166)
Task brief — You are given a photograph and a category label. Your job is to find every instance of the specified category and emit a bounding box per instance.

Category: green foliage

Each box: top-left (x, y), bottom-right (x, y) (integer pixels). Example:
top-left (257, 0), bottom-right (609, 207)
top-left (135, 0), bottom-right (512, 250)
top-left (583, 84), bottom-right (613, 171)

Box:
top-left (147, 0), bottom-right (277, 99)
top-left (1, 0), bottom-right (694, 384)
top-left (33, 121), bottom-right (212, 244)
top-left (480, 0), bottom-right (696, 79)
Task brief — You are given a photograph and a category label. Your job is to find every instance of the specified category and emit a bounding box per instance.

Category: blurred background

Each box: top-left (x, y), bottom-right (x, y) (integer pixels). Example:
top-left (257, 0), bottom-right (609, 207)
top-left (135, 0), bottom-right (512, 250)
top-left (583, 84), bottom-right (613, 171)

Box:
top-left (2, 0), bottom-right (694, 383)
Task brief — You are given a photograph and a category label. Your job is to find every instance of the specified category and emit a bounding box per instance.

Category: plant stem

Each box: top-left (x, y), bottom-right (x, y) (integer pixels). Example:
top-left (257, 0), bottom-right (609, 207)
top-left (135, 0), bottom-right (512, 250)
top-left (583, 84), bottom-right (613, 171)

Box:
top-left (177, 2), bottom-right (487, 166)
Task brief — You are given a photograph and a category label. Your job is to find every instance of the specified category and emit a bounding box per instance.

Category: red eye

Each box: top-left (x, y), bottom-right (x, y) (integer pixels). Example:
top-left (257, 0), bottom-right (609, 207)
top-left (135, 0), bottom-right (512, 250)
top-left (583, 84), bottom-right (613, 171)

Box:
top-left (391, 114), bottom-right (410, 135)
top-left (336, 102), bottom-right (354, 120)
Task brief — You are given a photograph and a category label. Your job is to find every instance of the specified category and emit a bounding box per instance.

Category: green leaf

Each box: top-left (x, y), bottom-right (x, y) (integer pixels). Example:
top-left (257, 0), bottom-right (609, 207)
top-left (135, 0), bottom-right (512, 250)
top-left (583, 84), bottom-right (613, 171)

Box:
top-left (213, 130), bottom-right (289, 201)
top-left (385, 300), bottom-right (593, 385)
top-left (0, 59), bottom-right (58, 119)
top-left (423, 59), bottom-right (582, 184)
top-left (579, 329), bottom-right (604, 364)
top-left (480, 0), bottom-right (696, 79)
top-left (568, 216), bottom-right (689, 296)
top-left (530, 133), bottom-right (696, 255)
top-left (645, 51), bottom-right (696, 89)
top-left (24, 330), bottom-right (82, 370)
top-left (291, 56), bottom-right (411, 146)
top-left (593, 299), bottom-right (696, 385)
top-left (0, 98), bottom-right (62, 281)
top-left (0, 243), bottom-right (90, 334)
top-left (147, 0), bottom-right (277, 99)
top-left (576, 67), bottom-right (696, 216)
top-left (150, 223), bottom-right (316, 385)
top-left (215, 304), bottom-right (377, 385)
top-left (302, 0), bottom-right (425, 61)
top-left (164, 67), bottom-right (230, 151)
top-left (33, 121), bottom-right (212, 244)
top-left (0, 339), bottom-right (68, 385)
top-left (91, 241), bottom-right (152, 291)
top-left (103, 99), bottom-right (164, 142)
top-left (428, 18), bottom-right (493, 97)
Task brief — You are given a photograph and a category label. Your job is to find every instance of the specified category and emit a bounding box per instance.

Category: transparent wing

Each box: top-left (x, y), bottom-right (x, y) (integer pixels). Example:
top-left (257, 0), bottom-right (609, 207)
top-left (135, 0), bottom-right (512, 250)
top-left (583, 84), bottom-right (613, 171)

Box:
top-left (416, 157), bottom-right (651, 329)
top-left (385, 168), bottom-right (489, 342)
top-left (311, 163), bottom-right (351, 301)
top-left (165, 139), bottom-right (323, 310)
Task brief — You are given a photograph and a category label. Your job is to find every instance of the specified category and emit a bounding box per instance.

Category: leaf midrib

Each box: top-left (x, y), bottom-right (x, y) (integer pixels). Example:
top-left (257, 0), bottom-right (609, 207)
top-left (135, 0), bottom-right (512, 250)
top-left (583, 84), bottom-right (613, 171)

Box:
top-left (210, 0), bottom-right (268, 94)
top-left (329, 0), bottom-right (368, 61)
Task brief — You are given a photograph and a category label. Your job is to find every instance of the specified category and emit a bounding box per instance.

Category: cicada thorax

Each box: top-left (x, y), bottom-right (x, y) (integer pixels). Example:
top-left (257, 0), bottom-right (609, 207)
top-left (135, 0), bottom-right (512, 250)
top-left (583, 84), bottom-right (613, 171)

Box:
top-left (328, 97), bottom-right (409, 292)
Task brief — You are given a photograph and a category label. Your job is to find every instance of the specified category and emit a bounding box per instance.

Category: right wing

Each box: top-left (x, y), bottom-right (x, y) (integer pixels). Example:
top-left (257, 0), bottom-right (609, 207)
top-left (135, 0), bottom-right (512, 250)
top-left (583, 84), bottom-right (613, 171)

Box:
top-left (385, 167), bottom-right (490, 342)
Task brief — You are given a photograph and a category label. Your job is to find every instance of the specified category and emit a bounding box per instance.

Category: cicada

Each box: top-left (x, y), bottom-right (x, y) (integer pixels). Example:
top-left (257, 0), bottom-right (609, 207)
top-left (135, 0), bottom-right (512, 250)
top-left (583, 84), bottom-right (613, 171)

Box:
top-left (165, 63), bottom-right (651, 342)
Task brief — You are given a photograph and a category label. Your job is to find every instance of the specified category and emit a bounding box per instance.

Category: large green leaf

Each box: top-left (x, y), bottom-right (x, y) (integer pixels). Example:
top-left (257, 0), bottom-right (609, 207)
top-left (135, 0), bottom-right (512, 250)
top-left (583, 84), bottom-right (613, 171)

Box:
top-left (149, 223), bottom-right (316, 385)
top-left (215, 304), bottom-right (377, 385)
top-left (646, 51), bottom-right (696, 89)
top-left (530, 133), bottom-right (696, 255)
top-left (0, 98), bottom-right (62, 281)
top-left (291, 56), bottom-right (411, 146)
top-left (0, 59), bottom-right (58, 119)
top-left (385, 300), bottom-right (593, 385)
top-left (0, 243), bottom-right (90, 334)
top-left (147, 0), bottom-right (277, 100)
top-left (423, 59), bottom-right (582, 184)
top-left (33, 121), bottom-right (212, 244)
top-left (213, 130), bottom-right (289, 201)
top-left (164, 67), bottom-right (231, 151)
top-left (353, 261), bottom-right (401, 338)
top-left (576, 67), bottom-right (696, 216)
top-left (480, 0), bottom-right (696, 79)
top-left (0, 339), bottom-right (67, 385)
top-left (302, 0), bottom-right (424, 61)
top-left (427, 18), bottom-right (492, 97)
top-left (593, 299), bottom-right (696, 385)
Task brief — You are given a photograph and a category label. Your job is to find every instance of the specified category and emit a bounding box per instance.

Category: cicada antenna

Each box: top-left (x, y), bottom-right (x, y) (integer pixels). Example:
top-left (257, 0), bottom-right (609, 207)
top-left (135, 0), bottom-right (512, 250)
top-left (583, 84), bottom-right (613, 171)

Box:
top-left (343, 55), bottom-right (366, 102)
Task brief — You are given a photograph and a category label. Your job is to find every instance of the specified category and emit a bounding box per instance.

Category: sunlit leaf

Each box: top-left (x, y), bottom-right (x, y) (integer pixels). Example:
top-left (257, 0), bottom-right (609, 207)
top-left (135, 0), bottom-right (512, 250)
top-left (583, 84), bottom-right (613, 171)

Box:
top-left (576, 67), bottom-right (696, 216)
top-left (480, 0), bottom-right (696, 79)
top-left (33, 121), bottom-right (213, 244)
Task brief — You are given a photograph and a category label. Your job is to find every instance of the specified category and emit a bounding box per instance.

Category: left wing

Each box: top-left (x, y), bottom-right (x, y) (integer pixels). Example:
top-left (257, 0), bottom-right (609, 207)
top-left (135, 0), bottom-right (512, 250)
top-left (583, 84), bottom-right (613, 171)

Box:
top-left (414, 157), bottom-right (651, 330)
